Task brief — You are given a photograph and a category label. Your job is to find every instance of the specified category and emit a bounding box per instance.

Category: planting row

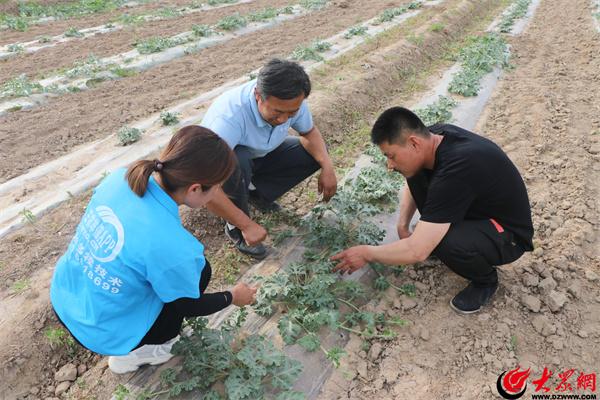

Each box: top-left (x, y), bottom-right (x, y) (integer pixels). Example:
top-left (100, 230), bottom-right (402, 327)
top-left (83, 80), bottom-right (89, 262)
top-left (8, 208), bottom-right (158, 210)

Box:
top-left (0, 0), bottom-right (440, 237)
top-left (0, 2), bottom-right (327, 115)
top-left (0, 0), bottom-right (254, 60)
top-left (127, 0), bottom-right (543, 397)
top-left (0, 0), bottom-right (154, 31)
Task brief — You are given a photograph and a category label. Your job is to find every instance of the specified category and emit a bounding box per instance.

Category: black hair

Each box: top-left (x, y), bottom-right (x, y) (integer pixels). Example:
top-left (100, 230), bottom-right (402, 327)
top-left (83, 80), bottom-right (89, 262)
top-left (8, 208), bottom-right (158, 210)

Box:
top-left (371, 107), bottom-right (430, 145)
top-left (256, 58), bottom-right (311, 100)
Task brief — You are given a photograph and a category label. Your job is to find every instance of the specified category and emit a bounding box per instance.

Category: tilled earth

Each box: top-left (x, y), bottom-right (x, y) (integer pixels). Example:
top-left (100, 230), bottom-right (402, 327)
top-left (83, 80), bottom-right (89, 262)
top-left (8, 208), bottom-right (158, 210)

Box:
top-left (320, 0), bottom-right (600, 398)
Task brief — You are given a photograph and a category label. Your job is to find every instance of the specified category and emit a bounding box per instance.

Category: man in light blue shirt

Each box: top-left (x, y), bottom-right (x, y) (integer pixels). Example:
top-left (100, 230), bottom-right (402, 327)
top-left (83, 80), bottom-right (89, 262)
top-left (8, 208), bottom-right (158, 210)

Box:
top-left (202, 59), bottom-right (337, 259)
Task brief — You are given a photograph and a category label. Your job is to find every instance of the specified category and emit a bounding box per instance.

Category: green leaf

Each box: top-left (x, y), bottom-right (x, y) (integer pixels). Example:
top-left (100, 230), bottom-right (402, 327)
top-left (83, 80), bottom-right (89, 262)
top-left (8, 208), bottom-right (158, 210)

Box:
top-left (276, 391), bottom-right (306, 400)
top-left (270, 357), bottom-right (303, 390)
top-left (325, 347), bottom-right (346, 368)
top-left (297, 333), bottom-right (321, 352)
top-left (278, 315), bottom-right (302, 344)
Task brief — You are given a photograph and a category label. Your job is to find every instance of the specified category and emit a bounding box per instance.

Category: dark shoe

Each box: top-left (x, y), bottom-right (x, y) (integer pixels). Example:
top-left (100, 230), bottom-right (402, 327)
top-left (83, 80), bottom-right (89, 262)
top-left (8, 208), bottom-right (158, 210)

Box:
top-left (450, 282), bottom-right (498, 315)
top-left (248, 190), bottom-right (281, 213)
top-left (225, 225), bottom-right (267, 260)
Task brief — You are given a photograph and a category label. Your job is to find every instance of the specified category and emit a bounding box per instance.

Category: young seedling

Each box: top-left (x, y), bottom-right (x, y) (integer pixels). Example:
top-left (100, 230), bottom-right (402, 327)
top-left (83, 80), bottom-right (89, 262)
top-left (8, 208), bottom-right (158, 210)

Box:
top-left (247, 7), bottom-right (279, 22)
top-left (448, 33), bottom-right (509, 96)
top-left (135, 36), bottom-right (184, 54)
top-left (343, 25), bottom-right (367, 39)
top-left (11, 279), bottom-right (30, 294)
top-left (7, 44), bottom-right (24, 53)
top-left (215, 13), bottom-right (247, 30)
top-left (300, 0), bottom-right (328, 9)
top-left (159, 111), bottom-right (180, 126)
top-left (20, 208), bottom-right (36, 224)
top-left (117, 126), bottom-right (142, 146)
top-left (1, 75), bottom-right (44, 98)
top-left (414, 95), bottom-right (457, 126)
top-left (191, 24), bottom-right (215, 37)
top-left (291, 40), bottom-right (332, 61)
top-left (64, 27), bottom-right (84, 37)
top-left (498, 0), bottom-right (531, 33)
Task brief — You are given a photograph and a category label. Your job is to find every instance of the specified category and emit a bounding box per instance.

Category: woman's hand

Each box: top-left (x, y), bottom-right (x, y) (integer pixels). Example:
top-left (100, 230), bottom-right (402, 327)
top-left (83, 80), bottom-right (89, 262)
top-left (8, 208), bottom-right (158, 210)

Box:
top-left (230, 283), bottom-right (258, 306)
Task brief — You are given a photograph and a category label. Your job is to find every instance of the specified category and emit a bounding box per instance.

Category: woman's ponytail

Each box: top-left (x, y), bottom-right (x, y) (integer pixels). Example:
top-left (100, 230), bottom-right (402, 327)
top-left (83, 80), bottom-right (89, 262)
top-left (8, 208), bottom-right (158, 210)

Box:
top-left (126, 159), bottom-right (156, 197)
top-left (125, 126), bottom-right (235, 197)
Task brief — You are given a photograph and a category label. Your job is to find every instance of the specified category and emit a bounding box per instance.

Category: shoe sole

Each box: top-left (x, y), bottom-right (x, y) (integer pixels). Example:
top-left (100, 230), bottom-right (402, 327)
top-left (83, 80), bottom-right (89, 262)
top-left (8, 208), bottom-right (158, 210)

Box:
top-left (449, 299), bottom-right (482, 315)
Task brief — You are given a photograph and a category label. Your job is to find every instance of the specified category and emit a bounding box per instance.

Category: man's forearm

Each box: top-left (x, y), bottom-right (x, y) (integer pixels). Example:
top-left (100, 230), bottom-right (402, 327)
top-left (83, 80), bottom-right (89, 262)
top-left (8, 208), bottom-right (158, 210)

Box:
top-left (398, 186), bottom-right (417, 228)
top-left (299, 127), bottom-right (333, 170)
top-left (366, 238), bottom-right (423, 266)
top-left (206, 188), bottom-right (253, 229)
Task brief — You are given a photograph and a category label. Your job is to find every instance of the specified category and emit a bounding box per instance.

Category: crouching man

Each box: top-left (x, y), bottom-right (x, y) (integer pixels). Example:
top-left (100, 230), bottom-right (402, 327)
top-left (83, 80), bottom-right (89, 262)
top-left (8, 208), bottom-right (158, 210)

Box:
top-left (332, 107), bottom-right (533, 314)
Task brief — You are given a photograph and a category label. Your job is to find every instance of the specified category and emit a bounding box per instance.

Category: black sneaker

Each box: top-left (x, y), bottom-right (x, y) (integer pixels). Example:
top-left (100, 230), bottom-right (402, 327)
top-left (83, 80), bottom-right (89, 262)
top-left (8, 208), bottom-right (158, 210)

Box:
top-left (224, 225), bottom-right (268, 260)
top-left (248, 190), bottom-right (281, 213)
top-left (450, 282), bottom-right (498, 315)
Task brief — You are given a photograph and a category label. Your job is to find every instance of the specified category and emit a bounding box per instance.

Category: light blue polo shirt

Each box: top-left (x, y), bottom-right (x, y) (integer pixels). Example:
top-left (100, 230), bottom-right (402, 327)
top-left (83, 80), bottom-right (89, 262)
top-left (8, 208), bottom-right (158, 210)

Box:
top-left (201, 80), bottom-right (314, 158)
top-left (50, 169), bottom-right (205, 355)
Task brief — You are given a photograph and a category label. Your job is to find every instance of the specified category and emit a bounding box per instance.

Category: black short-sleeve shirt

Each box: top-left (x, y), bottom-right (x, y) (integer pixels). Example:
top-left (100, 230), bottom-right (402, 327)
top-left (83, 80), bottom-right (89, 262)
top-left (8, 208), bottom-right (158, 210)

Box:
top-left (407, 124), bottom-right (533, 250)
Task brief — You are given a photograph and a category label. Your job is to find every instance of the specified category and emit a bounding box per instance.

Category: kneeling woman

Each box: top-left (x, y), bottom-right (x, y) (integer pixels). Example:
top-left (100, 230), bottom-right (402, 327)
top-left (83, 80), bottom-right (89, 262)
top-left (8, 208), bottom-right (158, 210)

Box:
top-left (50, 126), bottom-right (256, 374)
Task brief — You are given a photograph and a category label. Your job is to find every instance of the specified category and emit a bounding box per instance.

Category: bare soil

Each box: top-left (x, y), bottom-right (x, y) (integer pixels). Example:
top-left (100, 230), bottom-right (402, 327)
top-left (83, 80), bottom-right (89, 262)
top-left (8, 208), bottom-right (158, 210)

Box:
top-left (0, 0), bottom-right (295, 84)
top-left (320, 0), bottom-right (600, 398)
top-left (0, 0), bottom-right (409, 184)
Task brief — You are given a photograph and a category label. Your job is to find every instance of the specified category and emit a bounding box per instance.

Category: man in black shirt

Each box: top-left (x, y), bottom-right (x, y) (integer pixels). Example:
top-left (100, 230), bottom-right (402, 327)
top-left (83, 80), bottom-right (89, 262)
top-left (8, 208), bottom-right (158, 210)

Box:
top-left (332, 107), bottom-right (533, 314)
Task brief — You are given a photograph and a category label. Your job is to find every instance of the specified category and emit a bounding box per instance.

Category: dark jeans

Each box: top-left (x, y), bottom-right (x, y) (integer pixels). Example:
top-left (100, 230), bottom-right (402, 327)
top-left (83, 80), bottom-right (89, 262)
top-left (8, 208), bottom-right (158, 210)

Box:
top-left (223, 136), bottom-right (320, 215)
top-left (135, 260), bottom-right (231, 348)
top-left (432, 219), bottom-right (525, 287)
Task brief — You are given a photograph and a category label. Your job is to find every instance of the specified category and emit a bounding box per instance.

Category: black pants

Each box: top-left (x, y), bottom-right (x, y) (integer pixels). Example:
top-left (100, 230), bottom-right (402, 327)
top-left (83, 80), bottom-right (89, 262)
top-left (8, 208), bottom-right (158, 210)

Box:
top-left (432, 219), bottom-right (525, 287)
top-left (223, 136), bottom-right (320, 215)
top-left (135, 260), bottom-right (231, 348)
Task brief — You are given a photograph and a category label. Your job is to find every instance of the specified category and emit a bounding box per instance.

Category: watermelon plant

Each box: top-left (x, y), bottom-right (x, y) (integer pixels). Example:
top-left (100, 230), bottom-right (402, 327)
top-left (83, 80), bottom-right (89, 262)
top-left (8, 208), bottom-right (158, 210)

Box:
top-left (448, 33), bottom-right (509, 96)
top-left (498, 0), bottom-right (531, 33)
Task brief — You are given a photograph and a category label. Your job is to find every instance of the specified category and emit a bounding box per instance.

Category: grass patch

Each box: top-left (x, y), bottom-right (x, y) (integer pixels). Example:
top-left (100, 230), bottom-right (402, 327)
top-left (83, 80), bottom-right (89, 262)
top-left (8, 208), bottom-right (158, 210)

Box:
top-left (429, 22), bottom-right (445, 32)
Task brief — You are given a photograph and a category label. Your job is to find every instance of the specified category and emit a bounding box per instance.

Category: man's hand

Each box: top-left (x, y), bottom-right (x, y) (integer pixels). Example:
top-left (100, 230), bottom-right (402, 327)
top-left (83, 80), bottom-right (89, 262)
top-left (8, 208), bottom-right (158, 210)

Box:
top-left (240, 221), bottom-right (267, 246)
top-left (230, 282), bottom-right (258, 306)
top-left (318, 167), bottom-right (337, 202)
top-left (331, 245), bottom-right (372, 275)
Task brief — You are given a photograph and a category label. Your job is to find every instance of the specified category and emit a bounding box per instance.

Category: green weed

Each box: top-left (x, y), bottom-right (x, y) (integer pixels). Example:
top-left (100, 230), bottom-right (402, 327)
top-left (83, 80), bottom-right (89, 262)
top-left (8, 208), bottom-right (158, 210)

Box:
top-left (64, 27), bottom-right (84, 37)
top-left (430, 22), bottom-right (445, 32)
top-left (20, 208), bottom-right (36, 224)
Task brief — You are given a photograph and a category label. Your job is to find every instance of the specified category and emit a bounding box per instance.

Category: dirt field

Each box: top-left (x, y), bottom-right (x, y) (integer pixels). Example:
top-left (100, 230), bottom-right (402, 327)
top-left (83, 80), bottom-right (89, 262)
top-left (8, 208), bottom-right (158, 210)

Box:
top-left (0, 0), bottom-right (598, 399)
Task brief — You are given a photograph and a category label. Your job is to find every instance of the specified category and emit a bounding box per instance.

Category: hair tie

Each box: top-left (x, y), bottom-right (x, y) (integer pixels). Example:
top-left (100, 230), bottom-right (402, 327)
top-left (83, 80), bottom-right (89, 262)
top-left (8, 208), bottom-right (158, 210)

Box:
top-left (153, 159), bottom-right (164, 172)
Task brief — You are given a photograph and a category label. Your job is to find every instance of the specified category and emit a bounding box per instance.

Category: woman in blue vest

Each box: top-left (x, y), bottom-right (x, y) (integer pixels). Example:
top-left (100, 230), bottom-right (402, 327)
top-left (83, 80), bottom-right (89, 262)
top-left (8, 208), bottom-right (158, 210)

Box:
top-left (50, 125), bottom-right (257, 374)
